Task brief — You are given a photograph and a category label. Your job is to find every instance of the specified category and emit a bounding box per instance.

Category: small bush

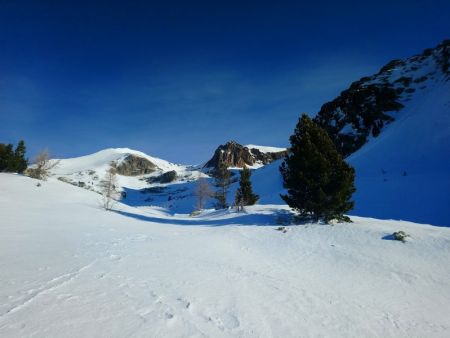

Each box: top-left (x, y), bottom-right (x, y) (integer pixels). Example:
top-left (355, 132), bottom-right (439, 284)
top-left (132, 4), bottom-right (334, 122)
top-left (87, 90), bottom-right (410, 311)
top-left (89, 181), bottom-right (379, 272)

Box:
top-left (275, 226), bottom-right (287, 233)
top-left (190, 210), bottom-right (202, 217)
top-left (393, 231), bottom-right (409, 242)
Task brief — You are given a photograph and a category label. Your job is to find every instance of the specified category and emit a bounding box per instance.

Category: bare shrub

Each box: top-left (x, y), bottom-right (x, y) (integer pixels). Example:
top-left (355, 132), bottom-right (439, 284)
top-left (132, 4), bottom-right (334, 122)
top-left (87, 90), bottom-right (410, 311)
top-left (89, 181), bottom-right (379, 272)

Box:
top-left (100, 162), bottom-right (120, 211)
top-left (26, 149), bottom-right (60, 180)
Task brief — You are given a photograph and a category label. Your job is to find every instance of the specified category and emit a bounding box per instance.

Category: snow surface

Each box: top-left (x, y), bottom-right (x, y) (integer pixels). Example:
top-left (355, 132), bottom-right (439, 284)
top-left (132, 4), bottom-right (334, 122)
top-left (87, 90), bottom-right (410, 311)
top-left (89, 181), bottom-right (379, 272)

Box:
top-left (1, 173), bottom-right (450, 337)
top-left (348, 73), bottom-right (450, 226)
top-left (245, 144), bottom-right (287, 153)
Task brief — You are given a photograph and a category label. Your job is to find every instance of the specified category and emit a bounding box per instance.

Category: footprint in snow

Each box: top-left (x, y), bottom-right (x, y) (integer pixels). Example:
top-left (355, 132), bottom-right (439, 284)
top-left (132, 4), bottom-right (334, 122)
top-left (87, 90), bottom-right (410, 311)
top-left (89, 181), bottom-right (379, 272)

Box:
top-left (207, 313), bottom-right (240, 331)
top-left (109, 254), bottom-right (121, 261)
top-left (176, 297), bottom-right (191, 310)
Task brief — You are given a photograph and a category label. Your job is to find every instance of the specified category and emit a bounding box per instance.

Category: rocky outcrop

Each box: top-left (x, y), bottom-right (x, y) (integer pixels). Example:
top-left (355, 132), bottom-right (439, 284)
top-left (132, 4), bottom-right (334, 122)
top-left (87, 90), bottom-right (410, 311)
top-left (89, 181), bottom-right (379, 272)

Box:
top-left (204, 141), bottom-right (287, 170)
top-left (146, 170), bottom-right (177, 184)
top-left (116, 154), bottom-right (157, 176)
top-left (313, 39), bottom-right (449, 158)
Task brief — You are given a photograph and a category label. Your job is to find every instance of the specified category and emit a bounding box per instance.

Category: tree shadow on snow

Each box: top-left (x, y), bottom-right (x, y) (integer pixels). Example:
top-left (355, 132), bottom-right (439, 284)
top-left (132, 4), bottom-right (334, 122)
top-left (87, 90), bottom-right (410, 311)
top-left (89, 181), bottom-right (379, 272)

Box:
top-left (112, 209), bottom-right (295, 227)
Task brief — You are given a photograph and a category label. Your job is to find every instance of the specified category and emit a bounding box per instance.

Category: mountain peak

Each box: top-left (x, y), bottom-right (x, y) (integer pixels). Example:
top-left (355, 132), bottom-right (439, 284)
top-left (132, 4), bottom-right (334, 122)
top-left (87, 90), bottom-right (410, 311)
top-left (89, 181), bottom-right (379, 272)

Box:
top-left (204, 141), bottom-right (287, 169)
top-left (314, 39), bottom-right (450, 157)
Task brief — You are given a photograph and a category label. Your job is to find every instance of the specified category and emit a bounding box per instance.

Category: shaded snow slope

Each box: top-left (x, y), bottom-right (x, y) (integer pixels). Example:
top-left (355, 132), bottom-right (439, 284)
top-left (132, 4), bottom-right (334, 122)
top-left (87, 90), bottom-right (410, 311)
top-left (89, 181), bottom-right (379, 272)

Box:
top-left (1, 173), bottom-right (450, 337)
top-left (348, 77), bottom-right (450, 226)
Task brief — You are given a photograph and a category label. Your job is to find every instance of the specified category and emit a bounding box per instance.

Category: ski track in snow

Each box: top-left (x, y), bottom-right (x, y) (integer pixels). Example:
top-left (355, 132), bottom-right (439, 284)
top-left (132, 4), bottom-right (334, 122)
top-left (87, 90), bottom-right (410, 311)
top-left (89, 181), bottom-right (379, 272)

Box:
top-left (1, 174), bottom-right (450, 337)
top-left (0, 260), bottom-right (97, 319)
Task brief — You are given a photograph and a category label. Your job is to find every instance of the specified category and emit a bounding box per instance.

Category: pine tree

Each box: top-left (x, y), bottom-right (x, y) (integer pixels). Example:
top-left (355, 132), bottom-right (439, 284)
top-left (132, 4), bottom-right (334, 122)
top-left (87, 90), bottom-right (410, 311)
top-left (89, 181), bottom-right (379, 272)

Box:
top-left (14, 140), bottom-right (28, 173)
top-left (0, 144), bottom-right (14, 172)
top-left (0, 144), bottom-right (7, 171)
top-left (280, 114), bottom-right (356, 223)
top-left (213, 163), bottom-right (231, 209)
top-left (235, 165), bottom-right (259, 211)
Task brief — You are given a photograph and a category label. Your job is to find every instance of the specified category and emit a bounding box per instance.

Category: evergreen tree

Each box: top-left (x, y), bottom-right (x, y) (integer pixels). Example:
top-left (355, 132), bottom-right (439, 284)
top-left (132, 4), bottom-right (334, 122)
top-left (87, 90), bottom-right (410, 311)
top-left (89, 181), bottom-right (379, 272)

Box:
top-left (0, 144), bottom-right (7, 171)
top-left (235, 165), bottom-right (259, 210)
top-left (0, 144), bottom-right (14, 172)
top-left (14, 140), bottom-right (28, 173)
top-left (213, 163), bottom-right (231, 209)
top-left (280, 114), bottom-right (356, 223)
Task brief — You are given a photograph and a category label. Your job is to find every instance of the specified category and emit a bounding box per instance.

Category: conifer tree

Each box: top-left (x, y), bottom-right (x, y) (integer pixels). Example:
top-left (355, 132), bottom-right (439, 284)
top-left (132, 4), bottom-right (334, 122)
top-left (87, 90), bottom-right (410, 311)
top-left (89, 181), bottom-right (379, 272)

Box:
top-left (280, 114), bottom-right (356, 223)
top-left (235, 165), bottom-right (259, 211)
top-left (14, 140), bottom-right (28, 173)
top-left (0, 144), bottom-right (14, 172)
top-left (213, 163), bottom-right (231, 209)
top-left (0, 144), bottom-right (8, 171)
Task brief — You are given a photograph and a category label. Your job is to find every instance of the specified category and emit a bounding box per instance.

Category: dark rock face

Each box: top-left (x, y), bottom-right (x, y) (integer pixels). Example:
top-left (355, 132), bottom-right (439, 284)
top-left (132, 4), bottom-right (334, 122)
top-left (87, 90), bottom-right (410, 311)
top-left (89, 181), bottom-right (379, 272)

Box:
top-left (204, 141), bottom-right (287, 169)
top-left (314, 84), bottom-right (403, 157)
top-left (116, 154), bottom-right (157, 176)
top-left (313, 39), bottom-right (449, 158)
top-left (146, 170), bottom-right (177, 184)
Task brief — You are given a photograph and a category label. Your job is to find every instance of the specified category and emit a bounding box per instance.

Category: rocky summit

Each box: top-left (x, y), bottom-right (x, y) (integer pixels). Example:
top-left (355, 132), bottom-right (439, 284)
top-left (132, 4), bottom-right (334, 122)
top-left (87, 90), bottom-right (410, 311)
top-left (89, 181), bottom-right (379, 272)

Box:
top-left (204, 141), bottom-right (287, 170)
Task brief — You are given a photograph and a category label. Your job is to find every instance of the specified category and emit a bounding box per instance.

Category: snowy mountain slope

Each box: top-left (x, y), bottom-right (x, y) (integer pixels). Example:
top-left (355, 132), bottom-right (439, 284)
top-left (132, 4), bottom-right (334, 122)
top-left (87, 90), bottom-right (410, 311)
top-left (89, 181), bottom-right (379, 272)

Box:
top-left (49, 148), bottom-right (206, 202)
top-left (314, 40), bottom-right (449, 157)
top-left (1, 173), bottom-right (450, 337)
top-left (47, 145), bottom-right (288, 214)
top-left (348, 75), bottom-right (450, 226)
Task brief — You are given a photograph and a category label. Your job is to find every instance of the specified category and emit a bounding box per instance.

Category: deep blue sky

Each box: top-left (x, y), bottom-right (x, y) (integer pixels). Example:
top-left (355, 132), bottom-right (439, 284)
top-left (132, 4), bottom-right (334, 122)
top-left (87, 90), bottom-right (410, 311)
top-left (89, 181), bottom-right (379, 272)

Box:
top-left (1, 1), bottom-right (449, 164)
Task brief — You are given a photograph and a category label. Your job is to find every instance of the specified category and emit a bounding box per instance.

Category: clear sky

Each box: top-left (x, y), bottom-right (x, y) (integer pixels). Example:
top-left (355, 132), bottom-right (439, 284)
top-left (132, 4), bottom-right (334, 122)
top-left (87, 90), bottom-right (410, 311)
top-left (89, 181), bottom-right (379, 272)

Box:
top-left (1, 0), bottom-right (449, 164)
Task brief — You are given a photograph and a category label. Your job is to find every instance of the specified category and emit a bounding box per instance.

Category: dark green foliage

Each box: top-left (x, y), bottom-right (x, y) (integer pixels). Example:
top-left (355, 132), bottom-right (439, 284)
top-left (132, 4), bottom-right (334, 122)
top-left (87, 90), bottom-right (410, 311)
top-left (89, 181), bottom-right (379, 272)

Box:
top-left (235, 165), bottom-right (259, 209)
top-left (214, 163), bottom-right (231, 209)
top-left (0, 140), bottom-right (28, 173)
top-left (0, 144), bottom-right (14, 171)
top-left (14, 140), bottom-right (28, 173)
top-left (280, 114), bottom-right (356, 223)
top-left (393, 231), bottom-right (409, 243)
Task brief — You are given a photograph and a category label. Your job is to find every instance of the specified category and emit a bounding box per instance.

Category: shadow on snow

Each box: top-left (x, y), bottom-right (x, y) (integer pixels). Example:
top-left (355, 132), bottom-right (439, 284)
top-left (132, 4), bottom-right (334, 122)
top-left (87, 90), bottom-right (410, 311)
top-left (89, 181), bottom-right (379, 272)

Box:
top-left (112, 208), bottom-right (295, 227)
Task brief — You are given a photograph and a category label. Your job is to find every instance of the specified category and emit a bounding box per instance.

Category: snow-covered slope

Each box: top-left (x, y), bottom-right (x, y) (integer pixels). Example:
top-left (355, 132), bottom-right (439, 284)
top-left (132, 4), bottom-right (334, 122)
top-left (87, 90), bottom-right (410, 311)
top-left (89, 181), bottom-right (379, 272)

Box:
top-left (1, 173), bottom-right (450, 337)
top-left (52, 148), bottom-right (181, 175)
top-left (244, 144), bottom-right (287, 153)
top-left (49, 148), bottom-right (206, 205)
top-left (348, 76), bottom-right (450, 226)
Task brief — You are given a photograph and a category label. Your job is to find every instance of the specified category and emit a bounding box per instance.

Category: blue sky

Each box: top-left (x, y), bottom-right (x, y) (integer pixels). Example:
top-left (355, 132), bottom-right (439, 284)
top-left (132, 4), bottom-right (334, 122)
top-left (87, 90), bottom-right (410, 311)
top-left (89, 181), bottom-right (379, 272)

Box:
top-left (1, 1), bottom-right (449, 164)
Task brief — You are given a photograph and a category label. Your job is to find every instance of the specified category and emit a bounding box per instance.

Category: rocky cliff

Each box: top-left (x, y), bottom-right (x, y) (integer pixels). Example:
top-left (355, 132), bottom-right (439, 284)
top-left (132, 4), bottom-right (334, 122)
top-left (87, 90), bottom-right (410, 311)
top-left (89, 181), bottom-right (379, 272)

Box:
top-left (314, 39), bottom-right (450, 157)
top-left (204, 141), bottom-right (287, 170)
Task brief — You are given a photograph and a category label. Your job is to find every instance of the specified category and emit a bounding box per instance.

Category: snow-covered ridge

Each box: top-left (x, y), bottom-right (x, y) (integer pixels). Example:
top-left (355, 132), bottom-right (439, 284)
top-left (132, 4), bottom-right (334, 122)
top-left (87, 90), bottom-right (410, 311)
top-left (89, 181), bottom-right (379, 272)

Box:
top-left (245, 144), bottom-right (287, 153)
top-left (51, 147), bottom-right (181, 175)
top-left (49, 147), bottom-right (204, 196)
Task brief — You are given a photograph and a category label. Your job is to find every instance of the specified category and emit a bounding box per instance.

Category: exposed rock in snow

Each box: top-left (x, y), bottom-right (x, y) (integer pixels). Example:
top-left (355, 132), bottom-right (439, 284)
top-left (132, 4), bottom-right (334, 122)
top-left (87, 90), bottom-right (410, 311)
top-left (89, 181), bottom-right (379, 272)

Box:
top-left (314, 39), bottom-right (449, 157)
top-left (204, 140), bottom-right (287, 170)
top-left (115, 154), bottom-right (157, 176)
